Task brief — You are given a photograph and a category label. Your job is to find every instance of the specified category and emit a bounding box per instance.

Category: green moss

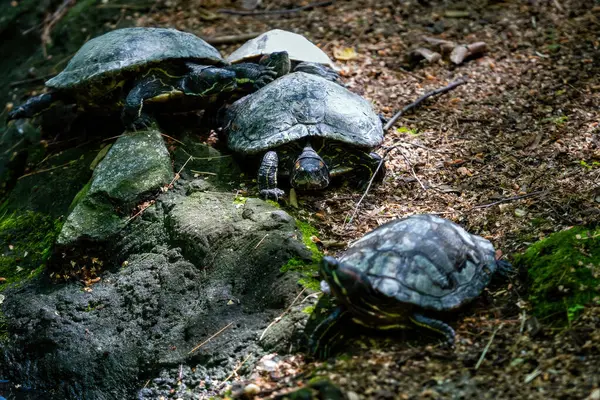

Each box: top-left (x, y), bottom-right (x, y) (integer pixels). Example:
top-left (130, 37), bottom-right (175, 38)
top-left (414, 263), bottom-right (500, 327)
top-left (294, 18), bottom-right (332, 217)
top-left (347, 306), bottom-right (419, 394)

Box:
top-left (265, 199), bottom-right (281, 209)
top-left (68, 180), bottom-right (92, 213)
top-left (233, 195), bottom-right (248, 205)
top-left (0, 210), bottom-right (62, 291)
top-left (0, 309), bottom-right (7, 342)
top-left (281, 219), bottom-right (324, 291)
top-left (302, 305), bottom-right (315, 315)
top-left (514, 226), bottom-right (600, 323)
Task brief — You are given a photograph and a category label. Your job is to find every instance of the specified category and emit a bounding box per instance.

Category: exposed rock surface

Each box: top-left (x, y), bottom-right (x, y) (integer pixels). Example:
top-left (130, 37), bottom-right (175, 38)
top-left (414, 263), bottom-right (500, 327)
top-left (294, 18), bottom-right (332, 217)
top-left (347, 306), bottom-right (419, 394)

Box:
top-left (57, 128), bottom-right (173, 247)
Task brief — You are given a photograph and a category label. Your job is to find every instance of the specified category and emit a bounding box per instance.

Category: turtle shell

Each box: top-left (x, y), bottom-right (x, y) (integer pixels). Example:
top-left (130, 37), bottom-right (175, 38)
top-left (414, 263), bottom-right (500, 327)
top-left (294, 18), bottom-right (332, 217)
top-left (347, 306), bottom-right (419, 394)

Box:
top-left (46, 27), bottom-right (225, 90)
top-left (226, 29), bottom-right (337, 69)
top-left (226, 72), bottom-right (383, 154)
top-left (338, 214), bottom-right (499, 311)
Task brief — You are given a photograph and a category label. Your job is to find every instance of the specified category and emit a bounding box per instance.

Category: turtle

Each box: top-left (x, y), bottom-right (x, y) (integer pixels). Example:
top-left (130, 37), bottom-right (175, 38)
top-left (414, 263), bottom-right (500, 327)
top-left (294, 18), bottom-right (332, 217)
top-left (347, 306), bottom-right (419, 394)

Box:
top-left (224, 72), bottom-right (384, 199)
top-left (308, 214), bottom-right (512, 358)
top-left (226, 29), bottom-right (340, 83)
top-left (8, 27), bottom-right (281, 129)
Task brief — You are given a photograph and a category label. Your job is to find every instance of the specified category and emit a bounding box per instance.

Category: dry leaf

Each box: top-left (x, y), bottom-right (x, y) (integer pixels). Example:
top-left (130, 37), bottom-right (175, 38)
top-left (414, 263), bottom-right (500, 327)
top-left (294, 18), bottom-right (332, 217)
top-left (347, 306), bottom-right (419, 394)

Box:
top-left (333, 47), bottom-right (358, 61)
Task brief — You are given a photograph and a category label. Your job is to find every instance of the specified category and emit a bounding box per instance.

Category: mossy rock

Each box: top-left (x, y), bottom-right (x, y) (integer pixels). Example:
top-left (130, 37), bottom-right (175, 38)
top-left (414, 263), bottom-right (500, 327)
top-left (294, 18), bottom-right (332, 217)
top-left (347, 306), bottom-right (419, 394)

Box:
top-left (0, 209), bottom-right (62, 291)
top-left (514, 226), bottom-right (600, 323)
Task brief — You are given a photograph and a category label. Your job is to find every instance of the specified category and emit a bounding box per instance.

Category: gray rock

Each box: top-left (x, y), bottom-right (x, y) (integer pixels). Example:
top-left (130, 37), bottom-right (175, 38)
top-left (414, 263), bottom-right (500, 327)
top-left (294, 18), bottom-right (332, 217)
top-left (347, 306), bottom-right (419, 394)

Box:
top-left (57, 128), bottom-right (173, 246)
top-left (88, 128), bottom-right (173, 208)
top-left (1, 185), bottom-right (312, 399)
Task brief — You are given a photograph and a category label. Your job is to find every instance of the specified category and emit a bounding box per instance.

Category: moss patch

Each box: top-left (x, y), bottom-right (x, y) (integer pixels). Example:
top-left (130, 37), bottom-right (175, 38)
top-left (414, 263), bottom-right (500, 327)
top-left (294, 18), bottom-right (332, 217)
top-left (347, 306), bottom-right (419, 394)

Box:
top-left (0, 209), bottom-right (62, 291)
top-left (281, 219), bottom-right (323, 291)
top-left (514, 226), bottom-right (600, 323)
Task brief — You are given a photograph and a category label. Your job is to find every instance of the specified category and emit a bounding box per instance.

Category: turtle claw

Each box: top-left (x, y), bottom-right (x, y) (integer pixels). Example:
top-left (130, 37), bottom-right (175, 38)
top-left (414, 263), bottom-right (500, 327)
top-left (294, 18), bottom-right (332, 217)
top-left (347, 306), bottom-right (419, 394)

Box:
top-left (253, 67), bottom-right (278, 89)
top-left (259, 188), bottom-right (285, 201)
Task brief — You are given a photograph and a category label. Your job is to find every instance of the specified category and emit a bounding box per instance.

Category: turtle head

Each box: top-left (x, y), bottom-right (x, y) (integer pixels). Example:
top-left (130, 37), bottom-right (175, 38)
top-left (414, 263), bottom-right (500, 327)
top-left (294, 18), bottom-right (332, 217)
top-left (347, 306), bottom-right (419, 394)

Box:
top-left (290, 144), bottom-right (330, 190)
top-left (183, 66), bottom-right (237, 96)
top-left (321, 256), bottom-right (374, 302)
top-left (259, 51), bottom-right (291, 78)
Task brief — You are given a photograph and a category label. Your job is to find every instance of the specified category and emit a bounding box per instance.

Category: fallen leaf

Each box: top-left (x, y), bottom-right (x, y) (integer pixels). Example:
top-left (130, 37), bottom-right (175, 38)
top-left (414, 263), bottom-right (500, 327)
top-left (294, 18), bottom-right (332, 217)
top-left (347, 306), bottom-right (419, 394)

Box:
top-left (333, 47), bottom-right (358, 61)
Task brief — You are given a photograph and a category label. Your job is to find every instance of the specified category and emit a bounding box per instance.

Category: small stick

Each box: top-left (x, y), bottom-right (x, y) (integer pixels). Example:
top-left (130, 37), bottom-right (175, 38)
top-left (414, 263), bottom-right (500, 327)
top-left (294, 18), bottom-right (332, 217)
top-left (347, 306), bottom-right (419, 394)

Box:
top-left (219, 353), bottom-right (253, 388)
top-left (346, 78), bottom-right (467, 226)
top-left (218, 0), bottom-right (334, 15)
top-left (9, 74), bottom-right (56, 88)
top-left (471, 191), bottom-right (545, 209)
top-left (17, 160), bottom-right (74, 180)
top-left (254, 233), bottom-right (269, 249)
top-left (169, 155), bottom-right (193, 187)
top-left (203, 32), bottom-right (261, 45)
top-left (189, 170), bottom-right (218, 176)
top-left (188, 322), bottom-right (233, 354)
top-left (475, 324), bottom-right (502, 370)
top-left (259, 287), bottom-right (307, 341)
top-left (160, 133), bottom-right (185, 146)
top-left (398, 147), bottom-right (426, 190)
top-left (383, 78), bottom-right (467, 131)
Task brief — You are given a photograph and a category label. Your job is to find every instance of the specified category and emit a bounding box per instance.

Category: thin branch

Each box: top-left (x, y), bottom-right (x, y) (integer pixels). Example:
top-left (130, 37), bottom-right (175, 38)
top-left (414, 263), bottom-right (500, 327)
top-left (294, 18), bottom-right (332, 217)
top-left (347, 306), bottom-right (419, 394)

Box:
top-left (218, 0), bottom-right (334, 15)
top-left (203, 32), bottom-right (261, 45)
top-left (188, 322), bottom-right (233, 354)
top-left (475, 324), bottom-right (503, 370)
top-left (397, 147), bottom-right (426, 190)
top-left (219, 353), bottom-right (253, 388)
top-left (471, 191), bottom-right (545, 210)
top-left (383, 78), bottom-right (467, 131)
top-left (259, 287), bottom-right (307, 341)
top-left (346, 78), bottom-right (467, 226)
top-left (9, 73), bottom-right (56, 88)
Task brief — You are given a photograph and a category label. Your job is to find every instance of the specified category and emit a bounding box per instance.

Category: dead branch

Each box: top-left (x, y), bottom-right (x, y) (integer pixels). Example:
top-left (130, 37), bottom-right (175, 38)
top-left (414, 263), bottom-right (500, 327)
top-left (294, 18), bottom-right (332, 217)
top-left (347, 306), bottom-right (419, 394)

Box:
top-left (41, 0), bottom-right (76, 58)
top-left (203, 32), bottom-right (261, 45)
top-left (218, 0), bottom-right (334, 16)
top-left (450, 42), bottom-right (487, 65)
top-left (188, 322), bottom-right (233, 354)
top-left (9, 73), bottom-right (56, 88)
top-left (346, 78), bottom-right (467, 226)
top-left (471, 191), bottom-right (546, 209)
top-left (383, 78), bottom-right (467, 131)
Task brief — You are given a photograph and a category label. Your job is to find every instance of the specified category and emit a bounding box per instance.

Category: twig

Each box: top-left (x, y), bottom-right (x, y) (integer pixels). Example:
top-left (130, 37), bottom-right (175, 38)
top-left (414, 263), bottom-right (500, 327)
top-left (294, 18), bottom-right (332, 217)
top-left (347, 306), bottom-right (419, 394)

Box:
top-left (471, 191), bottom-right (545, 209)
top-left (398, 147), bottom-right (426, 190)
top-left (383, 78), bottom-right (467, 131)
top-left (9, 74), bottom-right (56, 88)
top-left (41, 0), bottom-right (76, 58)
top-left (169, 156), bottom-right (193, 187)
top-left (188, 322), bottom-right (233, 354)
top-left (475, 324), bottom-right (502, 370)
top-left (189, 170), bottom-right (217, 176)
top-left (346, 78), bottom-right (467, 226)
top-left (203, 32), bottom-right (261, 45)
top-left (17, 160), bottom-right (74, 180)
top-left (160, 133), bottom-right (185, 146)
top-left (254, 233), bottom-right (269, 249)
top-left (219, 353), bottom-right (253, 388)
top-left (218, 0), bottom-right (334, 15)
top-left (259, 287), bottom-right (307, 341)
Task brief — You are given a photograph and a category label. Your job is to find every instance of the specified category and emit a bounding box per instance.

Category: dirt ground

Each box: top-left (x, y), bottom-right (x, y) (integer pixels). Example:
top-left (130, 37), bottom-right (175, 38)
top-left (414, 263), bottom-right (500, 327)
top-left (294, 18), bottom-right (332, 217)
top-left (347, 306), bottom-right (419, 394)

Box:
top-left (129, 0), bottom-right (600, 398)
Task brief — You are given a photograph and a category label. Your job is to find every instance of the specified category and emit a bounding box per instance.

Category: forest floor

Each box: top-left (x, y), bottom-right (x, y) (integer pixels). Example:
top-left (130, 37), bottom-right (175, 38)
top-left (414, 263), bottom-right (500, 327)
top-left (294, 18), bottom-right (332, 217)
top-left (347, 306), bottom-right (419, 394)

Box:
top-left (137, 0), bottom-right (600, 398)
top-left (7, 0), bottom-right (600, 398)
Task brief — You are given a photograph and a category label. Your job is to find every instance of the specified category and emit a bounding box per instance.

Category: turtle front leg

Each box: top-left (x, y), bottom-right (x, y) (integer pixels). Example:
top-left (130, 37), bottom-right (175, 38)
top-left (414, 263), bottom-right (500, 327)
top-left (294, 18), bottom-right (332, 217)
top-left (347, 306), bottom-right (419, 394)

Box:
top-left (409, 312), bottom-right (456, 346)
top-left (293, 62), bottom-right (340, 83)
top-left (258, 151), bottom-right (285, 200)
top-left (8, 91), bottom-right (64, 122)
top-left (308, 305), bottom-right (353, 359)
top-left (122, 75), bottom-right (177, 129)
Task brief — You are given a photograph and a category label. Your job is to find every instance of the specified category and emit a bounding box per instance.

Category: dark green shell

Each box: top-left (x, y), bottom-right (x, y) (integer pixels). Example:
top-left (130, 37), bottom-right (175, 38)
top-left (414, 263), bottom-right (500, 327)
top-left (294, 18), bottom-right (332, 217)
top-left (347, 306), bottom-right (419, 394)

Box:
top-left (226, 72), bottom-right (383, 154)
top-left (339, 214), bottom-right (499, 311)
top-left (46, 27), bottom-right (225, 90)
